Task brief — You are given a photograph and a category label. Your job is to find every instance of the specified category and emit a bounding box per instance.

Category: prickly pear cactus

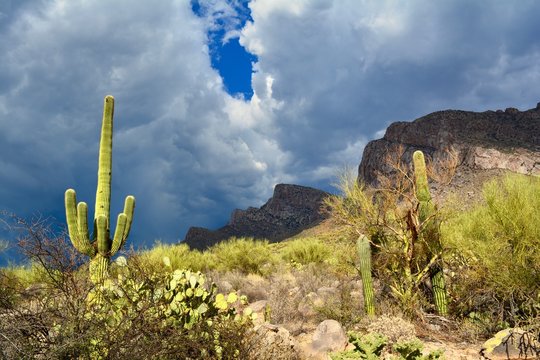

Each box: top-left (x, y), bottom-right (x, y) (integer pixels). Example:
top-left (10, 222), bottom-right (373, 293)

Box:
top-left (65, 95), bottom-right (135, 284)
top-left (412, 150), bottom-right (447, 316)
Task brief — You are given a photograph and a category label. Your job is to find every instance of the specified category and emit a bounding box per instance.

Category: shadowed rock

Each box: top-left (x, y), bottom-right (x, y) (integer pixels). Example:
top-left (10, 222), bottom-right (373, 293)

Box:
top-left (358, 103), bottom-right (540, 200)
top-left (184, 184), bottom-right (330, 250)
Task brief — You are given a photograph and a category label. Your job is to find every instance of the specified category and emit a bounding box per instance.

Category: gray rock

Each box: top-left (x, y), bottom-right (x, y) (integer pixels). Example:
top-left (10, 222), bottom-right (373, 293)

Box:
top-left (310, 319), bottom-right (348, 353)
top-left (217, 280), bottom-right (233, 293)
top-left (249, 323), bottom-right (300, 360)
top-left (248, 299), bottom-right (268, 313)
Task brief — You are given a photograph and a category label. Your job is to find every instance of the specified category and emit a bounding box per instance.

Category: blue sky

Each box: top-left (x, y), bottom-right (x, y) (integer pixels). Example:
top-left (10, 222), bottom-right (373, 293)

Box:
top-left (1, 0), bottom-right (540, 264)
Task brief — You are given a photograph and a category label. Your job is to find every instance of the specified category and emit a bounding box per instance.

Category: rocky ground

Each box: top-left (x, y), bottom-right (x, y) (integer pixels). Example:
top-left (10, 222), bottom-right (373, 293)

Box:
top-left (208, 266), bottom-right (526, 360)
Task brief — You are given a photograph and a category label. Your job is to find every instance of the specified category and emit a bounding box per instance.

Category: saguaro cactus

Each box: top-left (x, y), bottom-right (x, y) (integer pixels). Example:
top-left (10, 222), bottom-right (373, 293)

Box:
top-left (357, 234), bottom-right (375, 315)
top-left (412, 150), bottom-right (447, 316)
top-left (65, 95), bottom-right (135, 284)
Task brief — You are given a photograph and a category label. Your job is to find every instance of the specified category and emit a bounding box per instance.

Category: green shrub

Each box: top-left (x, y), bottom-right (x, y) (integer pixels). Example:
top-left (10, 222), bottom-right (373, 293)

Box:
top-left (442, 174), bottom-right (540, 321)
top-left (1, 228), bottom-right (254, 359)
top-left (326, 168), bottom-right (449, 315)
top-left (281, 237), bottom-right (333, 266)
top-left (209, 237), bottom-right (275, 275)
top-left (12, 260), bottom-right (253, 359)
top-left (1, 263), bottom-right (45, 287)
top-left (138, 242), bottom-right (213, 272)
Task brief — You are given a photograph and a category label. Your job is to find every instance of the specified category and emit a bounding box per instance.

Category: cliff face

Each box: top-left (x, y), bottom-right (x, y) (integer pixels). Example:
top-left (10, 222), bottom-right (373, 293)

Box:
top-left (359, 104), bottom-right (540, 190)
top-left (184, 184), bottom-right (329, 250)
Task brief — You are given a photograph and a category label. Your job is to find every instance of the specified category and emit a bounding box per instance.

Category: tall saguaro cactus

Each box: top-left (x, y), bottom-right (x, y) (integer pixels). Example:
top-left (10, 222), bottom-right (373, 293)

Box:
top-left (357, 234), bottom-right (375, 315)
top-left (412, 150), bottom-right (447, 316)
top-left (65, 95), bottom-right (135, 284)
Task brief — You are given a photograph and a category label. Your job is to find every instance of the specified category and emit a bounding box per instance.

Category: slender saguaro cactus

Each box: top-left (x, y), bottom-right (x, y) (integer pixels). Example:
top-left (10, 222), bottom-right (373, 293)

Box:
top-left (65, 95), bottom-right (135, 284)
top-left (357, 234), bottom-right (375, 316)
top-left (412, 150), bottom-right (447, 316)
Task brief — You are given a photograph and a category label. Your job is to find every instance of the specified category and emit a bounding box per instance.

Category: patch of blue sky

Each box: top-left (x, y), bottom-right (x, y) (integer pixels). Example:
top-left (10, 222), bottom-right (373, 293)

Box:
top-left (191, 0), bottom-right (257, 100)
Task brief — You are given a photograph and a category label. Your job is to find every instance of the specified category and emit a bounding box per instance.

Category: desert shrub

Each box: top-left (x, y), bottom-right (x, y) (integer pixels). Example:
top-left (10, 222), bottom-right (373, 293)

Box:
top-left (1, 261), bottom-right (253, 359)
top-left (0, 218), bottom-right (254, 359)
top-left (77, 261), bottom-right (252, 359)
top-left (208, 270), bottom-right (271, 302)
top-left (326, 166), bottom-right (450, 315)
top-left (280, 237), bottom-right (333, 266)
top-left (137, 241), bottom-right (213, 273)
top-left (315, 279), bottom-right (364, 328)
top-left (209, 237), bottom-right (275, 275)
top-left (366, 315), bottom-right (416, 345)
top-left (0, 217), bottom-right (93, 359)
top-left (0, 269), bottom-right (19, 309)
top-left (443, 174), bottom-right (540, 324)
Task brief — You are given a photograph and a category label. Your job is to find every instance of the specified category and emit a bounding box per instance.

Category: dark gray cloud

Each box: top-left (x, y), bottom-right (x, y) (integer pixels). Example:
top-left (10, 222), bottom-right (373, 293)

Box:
top-left (1, 0), bottom-right (540, 259)
top-left (0, 0), bottom-right (289, 254)
top-left (241, 0), bottom-right (540, 186)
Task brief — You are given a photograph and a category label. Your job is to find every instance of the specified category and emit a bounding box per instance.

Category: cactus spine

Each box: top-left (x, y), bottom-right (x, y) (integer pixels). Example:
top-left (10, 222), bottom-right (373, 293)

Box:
top-left (65, 95), bottom-right (135, 284)
top-left (412, 150), bottom-right (447, 316)
top-left (357, 234), bottom-right (375, 315)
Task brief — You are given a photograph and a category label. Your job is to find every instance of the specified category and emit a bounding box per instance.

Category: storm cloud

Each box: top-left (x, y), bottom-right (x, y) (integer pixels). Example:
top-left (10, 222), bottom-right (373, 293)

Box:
top-left (1, 0), bottom-right (539, 259)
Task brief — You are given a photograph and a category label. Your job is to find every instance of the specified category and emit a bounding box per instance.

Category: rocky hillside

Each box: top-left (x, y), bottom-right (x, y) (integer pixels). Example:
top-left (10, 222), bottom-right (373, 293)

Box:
top-left (184, 184), bottom-right (330, 249)
top-left (185, 103), bottom-right (540, 249)
top-left (359, 103), bottom-right (540, 199)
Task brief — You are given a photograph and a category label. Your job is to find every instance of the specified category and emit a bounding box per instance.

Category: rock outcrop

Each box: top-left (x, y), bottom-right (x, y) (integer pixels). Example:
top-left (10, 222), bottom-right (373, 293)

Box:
top-left (184, 184), bottom-right (329, 250)
top-left (359, 103), bottom-right (540, 193)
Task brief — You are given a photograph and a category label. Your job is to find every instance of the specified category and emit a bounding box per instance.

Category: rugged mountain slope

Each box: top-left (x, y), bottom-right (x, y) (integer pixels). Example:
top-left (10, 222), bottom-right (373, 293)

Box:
top-left (185, 102), bottom-right (540, 249)
top-left (184, 184), bottom-right (330, 249)
top-left (358, 103), bottom-right (540, 199)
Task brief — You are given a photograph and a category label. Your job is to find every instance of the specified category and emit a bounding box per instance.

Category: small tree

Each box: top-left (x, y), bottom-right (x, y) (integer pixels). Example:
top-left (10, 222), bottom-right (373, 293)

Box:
top-left (326, 148), bottom-right (455, 315)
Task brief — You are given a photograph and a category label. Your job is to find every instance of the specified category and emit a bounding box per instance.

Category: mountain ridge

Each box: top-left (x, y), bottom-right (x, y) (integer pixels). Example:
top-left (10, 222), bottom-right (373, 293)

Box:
top-left (183, 184), bottom-right (330, 249)
top-left (184, 102), bottom-right (540, 249)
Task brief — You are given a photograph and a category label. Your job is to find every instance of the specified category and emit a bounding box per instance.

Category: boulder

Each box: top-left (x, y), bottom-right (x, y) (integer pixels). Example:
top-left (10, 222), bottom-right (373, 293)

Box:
top-left (249, 323), bottom-right (300, 360)
top-left (310, 319), bottom-right (348, 353)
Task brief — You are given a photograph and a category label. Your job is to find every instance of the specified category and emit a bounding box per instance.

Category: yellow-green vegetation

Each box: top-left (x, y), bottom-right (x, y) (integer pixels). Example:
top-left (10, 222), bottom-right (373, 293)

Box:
top-left (442, 173), bottom-right (540, 326)
top-left (208, 237), bottom-right (275, 275)
top-left (330, 332), bottom-right (443, 360)
top-left (139, 235), bottom-right (353, 276)
top-left (412, 151), bottom-right (447, 316)
top-left (65, 96), bottom-right (135, 284)
top-left (326, 163), bottom-right (448, 315)
top-left (0, 263), bottom-right (48, 287)
top-left (3, 130), bottom-right (540, 358)
top-left (138, 242), bottom-right (211, 272)
top-left (280, 236), bottom-right (333, 266)
top-left (1, 245), bottom-right (254, 358)
top-left (82, 262), bottom-right (248, 358)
